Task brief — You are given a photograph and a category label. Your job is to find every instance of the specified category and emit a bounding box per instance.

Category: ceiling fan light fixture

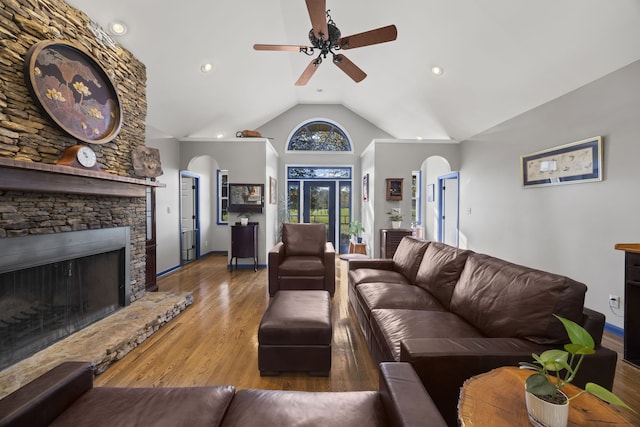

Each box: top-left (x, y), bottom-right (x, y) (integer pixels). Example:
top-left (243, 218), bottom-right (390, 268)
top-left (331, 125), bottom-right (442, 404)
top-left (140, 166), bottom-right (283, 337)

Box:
top-left (431, 65), bottom-right (444, 76)
top-left (109, 21), bottom-right (128, 36)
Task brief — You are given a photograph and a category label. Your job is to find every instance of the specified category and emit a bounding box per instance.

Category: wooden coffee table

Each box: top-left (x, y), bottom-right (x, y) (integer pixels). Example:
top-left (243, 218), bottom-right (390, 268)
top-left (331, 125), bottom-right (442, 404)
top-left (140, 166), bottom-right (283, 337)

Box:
top-left (458, 367), bottom-right (633, 426)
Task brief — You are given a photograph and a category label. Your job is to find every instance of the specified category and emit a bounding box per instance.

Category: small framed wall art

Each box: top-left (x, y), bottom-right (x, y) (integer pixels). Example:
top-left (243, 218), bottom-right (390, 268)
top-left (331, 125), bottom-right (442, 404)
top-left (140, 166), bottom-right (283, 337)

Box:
top-left (386, 178), bottom-right (403, 201)
top-left (521, 136), bottom-right (602, 188)
top-left (363, 173), bottom-right (369, 201)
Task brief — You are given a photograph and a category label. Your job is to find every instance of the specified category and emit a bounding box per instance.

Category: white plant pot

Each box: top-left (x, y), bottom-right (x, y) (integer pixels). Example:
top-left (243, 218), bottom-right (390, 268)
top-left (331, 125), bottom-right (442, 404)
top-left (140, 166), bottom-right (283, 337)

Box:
top-left (525, 389), bottom-right (569, 427)
top-left (240, 217), bottom-right (249, 226)
top-left (391, 221), bottom-right (402, 229)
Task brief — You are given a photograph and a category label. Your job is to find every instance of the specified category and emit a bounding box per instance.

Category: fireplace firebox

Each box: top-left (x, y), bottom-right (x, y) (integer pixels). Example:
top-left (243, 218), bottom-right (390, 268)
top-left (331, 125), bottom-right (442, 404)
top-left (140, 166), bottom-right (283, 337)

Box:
top-left (0, 228), bottom-right (130, 370)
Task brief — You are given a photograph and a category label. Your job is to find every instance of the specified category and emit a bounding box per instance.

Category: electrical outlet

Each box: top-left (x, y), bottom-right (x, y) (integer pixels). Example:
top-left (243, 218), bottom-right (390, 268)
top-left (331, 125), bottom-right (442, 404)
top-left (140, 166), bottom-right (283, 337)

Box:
top-left (609, 294), bottom-right (620, 309)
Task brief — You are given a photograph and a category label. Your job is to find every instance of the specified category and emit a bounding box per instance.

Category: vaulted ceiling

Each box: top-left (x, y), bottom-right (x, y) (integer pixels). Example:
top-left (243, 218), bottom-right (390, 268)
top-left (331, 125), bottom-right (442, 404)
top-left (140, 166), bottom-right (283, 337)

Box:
top-left (66, 0), bottom-right (640, 142)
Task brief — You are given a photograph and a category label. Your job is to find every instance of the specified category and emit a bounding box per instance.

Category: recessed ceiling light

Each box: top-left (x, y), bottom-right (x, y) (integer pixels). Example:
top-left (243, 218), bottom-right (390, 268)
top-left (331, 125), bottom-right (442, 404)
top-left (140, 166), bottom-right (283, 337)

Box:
top-left (109, 21), bottom-right (127, 36)
top-left (216, 133), bottom-right (225, 139)
top-left (431, 66), bottom-right (444, 76)
top-left (416, 136), bottom-right (423, 140)
top-left (201, 63), bottom-right (214, 73)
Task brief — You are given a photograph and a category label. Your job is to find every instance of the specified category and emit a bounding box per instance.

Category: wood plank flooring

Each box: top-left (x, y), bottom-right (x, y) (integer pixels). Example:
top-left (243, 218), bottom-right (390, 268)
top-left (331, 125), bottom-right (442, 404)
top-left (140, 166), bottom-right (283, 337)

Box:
top-left (96, 254), bottom-right (640, 424)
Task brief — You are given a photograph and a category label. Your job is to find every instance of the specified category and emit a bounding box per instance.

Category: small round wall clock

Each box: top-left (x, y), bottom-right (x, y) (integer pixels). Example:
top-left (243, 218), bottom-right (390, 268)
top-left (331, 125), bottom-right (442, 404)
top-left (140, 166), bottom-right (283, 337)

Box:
top-left (23, 40), bottom-right (122, 144)
top-left (58, 145), bottom-right (101, 171)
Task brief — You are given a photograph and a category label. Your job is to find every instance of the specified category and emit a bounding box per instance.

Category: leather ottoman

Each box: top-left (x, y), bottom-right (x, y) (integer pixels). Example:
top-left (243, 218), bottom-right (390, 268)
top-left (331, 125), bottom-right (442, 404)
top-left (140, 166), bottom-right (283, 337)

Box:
top-left (258, 290), bottom-right (332, 376)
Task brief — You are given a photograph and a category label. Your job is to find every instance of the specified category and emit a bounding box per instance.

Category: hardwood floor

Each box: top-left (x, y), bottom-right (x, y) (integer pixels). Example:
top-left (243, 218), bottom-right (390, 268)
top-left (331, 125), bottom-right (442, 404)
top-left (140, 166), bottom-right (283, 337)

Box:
top-left (96, 254), bottom-right (640, 424)
top-left (95, 254), bottom-right (378, 392)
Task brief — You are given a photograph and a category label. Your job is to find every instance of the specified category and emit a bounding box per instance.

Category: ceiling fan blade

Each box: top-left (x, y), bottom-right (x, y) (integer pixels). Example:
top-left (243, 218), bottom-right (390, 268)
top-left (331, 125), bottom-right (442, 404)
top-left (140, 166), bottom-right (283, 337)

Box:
top-left (295, 58), bottom-right (321, 86)
top-left (338, 25), bottom-right (398, 49)
top-left (253, 44), bottom-right (312, 52)
top-left (305, 0), bottom-right (328, 40)
top-left (333, 54), bottom-right (366, 83)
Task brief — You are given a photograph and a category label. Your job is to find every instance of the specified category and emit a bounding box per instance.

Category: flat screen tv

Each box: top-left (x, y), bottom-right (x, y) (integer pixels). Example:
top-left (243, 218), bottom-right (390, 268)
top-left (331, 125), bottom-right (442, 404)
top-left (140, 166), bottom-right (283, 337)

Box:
top-left (228, 183), bottom-right (264, 213)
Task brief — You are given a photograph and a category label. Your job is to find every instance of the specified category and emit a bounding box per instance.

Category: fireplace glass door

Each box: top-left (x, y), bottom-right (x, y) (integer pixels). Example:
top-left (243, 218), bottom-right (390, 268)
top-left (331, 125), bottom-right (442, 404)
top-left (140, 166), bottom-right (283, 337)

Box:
top-left (0, 249), bottom-right (124, 370)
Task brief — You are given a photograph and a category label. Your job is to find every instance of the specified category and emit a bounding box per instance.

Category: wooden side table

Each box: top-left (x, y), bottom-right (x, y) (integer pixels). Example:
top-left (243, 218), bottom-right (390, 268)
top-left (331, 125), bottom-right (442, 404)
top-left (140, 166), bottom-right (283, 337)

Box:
top-left (458, 367), bottom-right (633, 426)
top-left (349, 241), bottom-right (367, 255)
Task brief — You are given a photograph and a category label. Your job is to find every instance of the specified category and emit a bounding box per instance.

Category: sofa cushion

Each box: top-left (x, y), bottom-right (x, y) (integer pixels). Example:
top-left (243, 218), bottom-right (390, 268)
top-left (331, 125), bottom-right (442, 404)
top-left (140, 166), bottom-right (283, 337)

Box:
top-left (414, 242), bottom-right (471, 309)
top-left (221, 389), bottom-right (388, 427)
top-left (392, 237), bottom-right (430, 283)
top-left (356, 283), bottom-right (445, 322)
top-left (370, 309), bottom-right (484, 361)
top-left (350, 268), bottom-right (412, 286)
top-left (50, 386), bottom-right (236, 427)
top-left (282, 223), bottom-right (326, 256)
top-left (450, 253), bottom-right (587, 345)
top-left (278, 256), bottom-right (325, 276)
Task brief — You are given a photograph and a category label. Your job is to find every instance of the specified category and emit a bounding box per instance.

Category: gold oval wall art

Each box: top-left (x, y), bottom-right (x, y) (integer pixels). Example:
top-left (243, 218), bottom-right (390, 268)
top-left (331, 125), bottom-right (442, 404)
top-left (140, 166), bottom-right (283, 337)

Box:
top-left (23, 40), bottom-right (122, 144)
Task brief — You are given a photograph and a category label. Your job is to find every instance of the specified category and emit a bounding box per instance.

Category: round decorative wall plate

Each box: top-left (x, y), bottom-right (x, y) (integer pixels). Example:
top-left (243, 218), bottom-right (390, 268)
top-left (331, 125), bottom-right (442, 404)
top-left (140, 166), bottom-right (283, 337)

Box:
top-left (23, 40), bottom-right (122, 144)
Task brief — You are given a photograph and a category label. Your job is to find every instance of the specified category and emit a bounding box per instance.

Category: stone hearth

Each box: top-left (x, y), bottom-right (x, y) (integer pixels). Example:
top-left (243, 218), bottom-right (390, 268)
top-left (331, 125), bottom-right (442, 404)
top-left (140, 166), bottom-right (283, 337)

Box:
top-left (0, 291), bottom-right (192, 399)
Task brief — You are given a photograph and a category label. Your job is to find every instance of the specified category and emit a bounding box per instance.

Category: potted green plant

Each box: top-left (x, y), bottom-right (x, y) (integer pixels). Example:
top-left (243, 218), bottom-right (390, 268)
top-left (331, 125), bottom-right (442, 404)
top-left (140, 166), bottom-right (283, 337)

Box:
top-left (348, 221), bottom-right (365, 243)
top-left (519, 314), bottom-right (634, 427)
top-left (386, 211), bottom-right (403, 229)
top-left (237, 211), bottom-right (253, 226)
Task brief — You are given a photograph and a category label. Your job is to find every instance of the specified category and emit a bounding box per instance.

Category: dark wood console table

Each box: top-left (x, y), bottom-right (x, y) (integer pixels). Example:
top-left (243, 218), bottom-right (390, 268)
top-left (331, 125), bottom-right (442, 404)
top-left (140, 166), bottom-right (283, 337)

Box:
top-left (379, 228), bottom-right (413, 258)
top-left (231, 223), bottom-right (258, 271)
top-left (615, 243), bottom-right (640, 367)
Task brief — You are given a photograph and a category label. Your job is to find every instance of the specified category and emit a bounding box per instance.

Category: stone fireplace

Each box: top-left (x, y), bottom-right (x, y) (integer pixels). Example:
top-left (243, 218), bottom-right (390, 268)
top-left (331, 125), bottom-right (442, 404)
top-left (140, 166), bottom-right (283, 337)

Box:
top-left (0, 227), bottom-right (131, 370)
top-left (0, 0), bottom-right (170, 373)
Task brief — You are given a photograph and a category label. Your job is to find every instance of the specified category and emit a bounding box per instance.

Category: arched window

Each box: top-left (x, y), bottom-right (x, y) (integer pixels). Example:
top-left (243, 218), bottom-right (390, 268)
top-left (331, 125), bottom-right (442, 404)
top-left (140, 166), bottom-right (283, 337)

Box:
top-left (287, 120), bottom-right (351, 152)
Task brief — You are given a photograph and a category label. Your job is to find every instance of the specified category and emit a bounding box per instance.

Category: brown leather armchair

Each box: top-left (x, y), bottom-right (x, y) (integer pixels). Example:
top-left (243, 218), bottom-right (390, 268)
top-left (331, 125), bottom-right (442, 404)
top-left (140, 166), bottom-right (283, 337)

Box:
top-left (268, 223), bottom-right (335, 296)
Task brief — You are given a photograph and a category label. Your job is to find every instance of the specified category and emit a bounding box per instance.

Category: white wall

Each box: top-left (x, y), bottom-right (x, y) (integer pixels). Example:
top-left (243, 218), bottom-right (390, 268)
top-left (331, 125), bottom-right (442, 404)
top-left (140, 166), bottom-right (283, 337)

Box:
top-left (257, 104), bottom-right (393, 224)
top-left (459, 59), bottom-right (640, 329)
top-left (423, 156), bottom-right (452, 242)
top-left (146, 137), bottom-right (181, 275)
top-left (180, 138), bottom-right (277, 267)
top-left (368, 140), bottom-right (461, 257)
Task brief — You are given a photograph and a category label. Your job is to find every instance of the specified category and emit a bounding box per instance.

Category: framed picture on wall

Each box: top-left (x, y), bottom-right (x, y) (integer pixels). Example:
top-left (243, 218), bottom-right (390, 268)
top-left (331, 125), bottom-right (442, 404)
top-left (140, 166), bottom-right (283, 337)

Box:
top-left (269, 176), bottom-right (277, 204)
top-left (363, 174), bottom-right (369, 201)
top-left (386, 178), bottom-right (403, 201)
top-left (520, 136), bottom-right (602, 188)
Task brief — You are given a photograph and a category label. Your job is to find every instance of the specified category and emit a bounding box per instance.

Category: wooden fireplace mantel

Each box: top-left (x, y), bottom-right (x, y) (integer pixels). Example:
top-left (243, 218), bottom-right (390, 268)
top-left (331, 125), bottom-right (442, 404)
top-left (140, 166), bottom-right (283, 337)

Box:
top-left (0, 158), bottom-right (164, 198)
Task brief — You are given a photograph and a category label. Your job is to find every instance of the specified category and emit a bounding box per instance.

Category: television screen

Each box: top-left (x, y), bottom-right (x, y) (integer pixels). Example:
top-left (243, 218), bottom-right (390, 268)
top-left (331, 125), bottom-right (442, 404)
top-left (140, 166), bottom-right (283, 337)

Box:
top-left (228, 183), bottom-right (264, 212)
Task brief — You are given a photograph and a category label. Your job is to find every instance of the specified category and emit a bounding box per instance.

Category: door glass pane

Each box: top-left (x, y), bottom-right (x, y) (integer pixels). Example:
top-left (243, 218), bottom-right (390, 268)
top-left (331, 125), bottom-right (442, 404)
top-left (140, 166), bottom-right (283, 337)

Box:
top-left (288, 182), bottom-right (300, 223)
top-left (308, 185), bottom-right (330, 224)
top-left (339, 183), bottom-right (351, 254)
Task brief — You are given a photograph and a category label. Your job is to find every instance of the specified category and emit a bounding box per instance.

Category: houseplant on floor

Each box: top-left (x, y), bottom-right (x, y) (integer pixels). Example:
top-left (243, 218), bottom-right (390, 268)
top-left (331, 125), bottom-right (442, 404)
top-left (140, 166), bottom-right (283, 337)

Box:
top-left (348, 220), bottom-right (365, 243)
top-left (519, 314), bottom-right (634, 427)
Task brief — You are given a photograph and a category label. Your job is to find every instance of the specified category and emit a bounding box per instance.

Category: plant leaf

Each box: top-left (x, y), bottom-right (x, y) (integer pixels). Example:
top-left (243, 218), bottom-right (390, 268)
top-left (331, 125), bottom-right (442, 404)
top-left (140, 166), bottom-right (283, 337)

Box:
top-left (526, 373), bottom-right (558, 396)
top-left (585, 383), bottom-right (636, 412)
top-left (555, 314), bottom-right (594, 350)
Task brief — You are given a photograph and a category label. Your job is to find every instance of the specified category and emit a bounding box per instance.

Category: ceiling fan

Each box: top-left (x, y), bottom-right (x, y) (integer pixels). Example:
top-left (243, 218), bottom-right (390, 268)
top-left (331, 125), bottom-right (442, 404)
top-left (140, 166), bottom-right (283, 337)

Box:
top-left (253, 0), bottom-right (397, 86)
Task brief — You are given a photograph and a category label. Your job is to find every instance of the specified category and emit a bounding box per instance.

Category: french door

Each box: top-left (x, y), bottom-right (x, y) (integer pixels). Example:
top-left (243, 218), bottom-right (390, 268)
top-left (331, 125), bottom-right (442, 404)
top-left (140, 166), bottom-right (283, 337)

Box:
top-left (286, 166), bottom-right (352, 253)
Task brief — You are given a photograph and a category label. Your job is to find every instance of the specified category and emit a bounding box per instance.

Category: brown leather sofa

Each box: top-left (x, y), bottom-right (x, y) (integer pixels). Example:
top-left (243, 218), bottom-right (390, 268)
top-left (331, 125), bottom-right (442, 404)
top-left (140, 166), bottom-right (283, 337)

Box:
top-left (0, 361), bottom-right (447, 427)
top-left (348, 237), bottom-right (619, 426)
top-left (268, 223), bottom-right (335, 296)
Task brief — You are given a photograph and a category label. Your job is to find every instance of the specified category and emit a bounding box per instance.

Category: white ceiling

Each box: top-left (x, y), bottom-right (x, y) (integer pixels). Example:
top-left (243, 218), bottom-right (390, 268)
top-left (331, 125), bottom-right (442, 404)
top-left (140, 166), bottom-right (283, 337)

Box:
top-left (66, 0), bottom-right (640, 142)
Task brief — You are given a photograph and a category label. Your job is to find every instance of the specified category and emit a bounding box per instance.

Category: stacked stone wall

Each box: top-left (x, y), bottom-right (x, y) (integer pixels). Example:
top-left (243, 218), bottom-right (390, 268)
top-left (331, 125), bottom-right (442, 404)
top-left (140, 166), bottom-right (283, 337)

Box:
top-left (0, 0), bottom-right (148, 300)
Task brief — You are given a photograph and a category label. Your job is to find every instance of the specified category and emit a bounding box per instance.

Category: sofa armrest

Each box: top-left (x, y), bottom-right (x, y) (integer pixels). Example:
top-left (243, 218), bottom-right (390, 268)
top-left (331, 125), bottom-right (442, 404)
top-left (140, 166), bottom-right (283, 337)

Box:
top-left (378, 362), bottom-right (447, 427)
top-left (581, 307), bottom-right (605, 346)
top-left (268, 242), bottom-right (285, 296)
top-left (347, 258), bottom-right (396, 272)
top-left (0, 361), bottom-right (94, 427)
top-left (324, 242), bottom-right (336, 295)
